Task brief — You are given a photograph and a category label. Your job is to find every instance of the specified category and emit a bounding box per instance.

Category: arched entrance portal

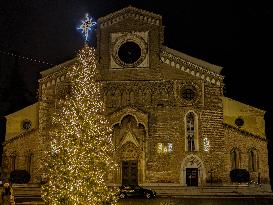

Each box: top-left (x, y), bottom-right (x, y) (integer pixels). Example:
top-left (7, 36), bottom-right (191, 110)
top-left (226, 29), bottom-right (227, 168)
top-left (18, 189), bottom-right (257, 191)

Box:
top-left (181, 154), bottom-right (206, 186)
top-left (120, 142), bottom-right (140, 185)
top-left (112, 114), bottom-right (146, 185)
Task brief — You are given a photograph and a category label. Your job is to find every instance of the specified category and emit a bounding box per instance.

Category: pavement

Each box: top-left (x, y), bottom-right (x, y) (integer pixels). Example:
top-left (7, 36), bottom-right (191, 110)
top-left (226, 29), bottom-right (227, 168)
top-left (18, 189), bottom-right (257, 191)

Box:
top-left (14, 196), bottom-right (273, 205)
top-left (4, 184), bottom-right (273, 205)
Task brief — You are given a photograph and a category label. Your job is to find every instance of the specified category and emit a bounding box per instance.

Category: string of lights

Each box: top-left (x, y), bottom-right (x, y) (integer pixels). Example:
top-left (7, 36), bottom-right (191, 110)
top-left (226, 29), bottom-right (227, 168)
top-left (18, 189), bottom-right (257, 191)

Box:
top-left (41, 45), bottom-right (118, 205)
top-left (0, 49), bottom-right (54, 66)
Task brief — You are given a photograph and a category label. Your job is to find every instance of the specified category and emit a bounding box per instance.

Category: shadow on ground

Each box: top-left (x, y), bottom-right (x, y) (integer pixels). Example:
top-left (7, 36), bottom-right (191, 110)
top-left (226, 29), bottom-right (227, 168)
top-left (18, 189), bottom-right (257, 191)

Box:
top-left (14, 196), bottom-right (273, 205)
top-left (118, 197), bottom-right (273, 205)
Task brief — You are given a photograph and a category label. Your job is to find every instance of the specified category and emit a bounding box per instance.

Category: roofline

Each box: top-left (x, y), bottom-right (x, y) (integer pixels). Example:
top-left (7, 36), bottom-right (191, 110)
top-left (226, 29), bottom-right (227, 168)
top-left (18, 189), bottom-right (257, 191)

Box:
top-left (40, 58), bottom-right (76, 77)
top-left (222, 96), bottom-right (266, 114)
top-left (163, 46), bottom-right (223, 74)
top-left (5, 102), bottom-right (39, 117)
top-left (98, 5), bottom-right (162, 24)
top-left (223, 123), bottom-right (266, 140)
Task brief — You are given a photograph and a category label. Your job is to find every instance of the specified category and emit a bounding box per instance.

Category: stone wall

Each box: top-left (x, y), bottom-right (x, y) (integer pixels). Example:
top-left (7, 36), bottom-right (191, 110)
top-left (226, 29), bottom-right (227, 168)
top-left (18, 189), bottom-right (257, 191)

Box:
top-left (224, 125), bottom-right (270, 184)
top-left (2, 6), bottom-right (270, 189)
top-left (2, 129), bottom-right (42, 183)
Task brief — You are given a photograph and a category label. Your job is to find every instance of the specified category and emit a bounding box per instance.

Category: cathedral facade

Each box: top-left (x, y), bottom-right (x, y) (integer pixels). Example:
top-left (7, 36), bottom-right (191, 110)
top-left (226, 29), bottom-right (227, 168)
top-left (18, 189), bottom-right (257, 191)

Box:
top-left (2, 6), bottom-right (271, 191)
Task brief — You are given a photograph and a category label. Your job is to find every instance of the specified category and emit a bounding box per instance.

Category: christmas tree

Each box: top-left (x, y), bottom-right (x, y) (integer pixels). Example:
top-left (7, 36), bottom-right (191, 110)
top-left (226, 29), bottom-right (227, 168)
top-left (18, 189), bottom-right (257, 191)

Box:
top-left (41, 44), bottom-right (118, 205)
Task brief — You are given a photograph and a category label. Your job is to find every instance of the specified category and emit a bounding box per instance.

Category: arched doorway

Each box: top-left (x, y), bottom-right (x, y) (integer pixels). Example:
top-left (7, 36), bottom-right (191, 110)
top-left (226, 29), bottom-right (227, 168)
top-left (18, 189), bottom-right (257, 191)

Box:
top-left (120, 142), bottom-right (140, 185)
top-left (112, 114), bottom-right (146, 185)
top-left (181, 154), bottom-right (206, 186)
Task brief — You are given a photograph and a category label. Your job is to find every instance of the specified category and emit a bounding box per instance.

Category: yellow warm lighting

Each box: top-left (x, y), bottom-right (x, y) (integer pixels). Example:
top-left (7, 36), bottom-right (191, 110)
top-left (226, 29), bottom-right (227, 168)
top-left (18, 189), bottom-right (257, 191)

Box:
top-left (41, 45), bottom-right (118, 205)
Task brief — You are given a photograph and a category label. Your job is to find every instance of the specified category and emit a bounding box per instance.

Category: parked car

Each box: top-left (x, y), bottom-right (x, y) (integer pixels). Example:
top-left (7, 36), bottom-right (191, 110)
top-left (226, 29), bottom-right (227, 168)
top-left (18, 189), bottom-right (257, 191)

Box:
top-left (118, 184), bottom-right (156, 199)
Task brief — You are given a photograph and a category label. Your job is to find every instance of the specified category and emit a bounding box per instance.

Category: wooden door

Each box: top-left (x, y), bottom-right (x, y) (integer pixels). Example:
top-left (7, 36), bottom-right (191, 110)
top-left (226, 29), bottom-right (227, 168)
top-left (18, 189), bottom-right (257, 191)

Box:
top-left (122, 160), bottom-right (138, 185)
top-left (186, 168), bottom-right (198, 186)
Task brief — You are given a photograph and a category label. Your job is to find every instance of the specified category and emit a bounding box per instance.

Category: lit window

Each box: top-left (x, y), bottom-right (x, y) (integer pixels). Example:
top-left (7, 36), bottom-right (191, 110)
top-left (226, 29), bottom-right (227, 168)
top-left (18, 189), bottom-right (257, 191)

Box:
top-left (157, 143), bottom-right (173, 154)
top-left (157, 143), bottom-right (163, 153)
top-left (186, 112), bottom-right (197, 151)
top-left (168, 143), bottom-right (173, 152)
top-left (181, 88), bottom-right (196, 101)
top-left (203, 138), bottom-right (210, 152)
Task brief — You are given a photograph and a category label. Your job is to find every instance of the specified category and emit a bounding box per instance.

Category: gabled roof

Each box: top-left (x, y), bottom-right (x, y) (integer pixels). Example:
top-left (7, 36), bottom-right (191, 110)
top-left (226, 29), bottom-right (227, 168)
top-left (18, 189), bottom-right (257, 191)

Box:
top-left (5, 103), bottom-right (38, 141)
top-left (222, 96), bottom-right (265, 137)
top-left (98, 5), bottom-right (162, 28)
top-left (160, 46), bottom-right (224, 86)
top-left (40, 58), bottom-right (76, 78)
top-left (163, 47), bottom-right (223, 74)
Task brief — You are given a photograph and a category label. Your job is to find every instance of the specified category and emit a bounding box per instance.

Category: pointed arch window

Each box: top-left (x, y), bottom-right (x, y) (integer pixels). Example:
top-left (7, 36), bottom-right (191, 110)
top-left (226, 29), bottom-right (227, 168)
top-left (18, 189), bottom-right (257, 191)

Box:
top-left (128, 91), bottom-right (135, 105)
top-left (26, 152), bottom-right (33, 173)
top-left (231, 148), bottom-right (240, 170)
top-left (11, 154), bottom-right (17, 171)
top-left (249, 149), bottom-right (258, 172)
top-left (185, 111), bottom-right (199, 151)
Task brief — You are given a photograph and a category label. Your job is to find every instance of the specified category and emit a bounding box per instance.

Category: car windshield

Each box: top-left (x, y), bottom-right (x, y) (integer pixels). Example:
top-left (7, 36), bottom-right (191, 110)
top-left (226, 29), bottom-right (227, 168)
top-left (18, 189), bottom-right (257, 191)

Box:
top-left (133, 185), bottom-right (142, 189)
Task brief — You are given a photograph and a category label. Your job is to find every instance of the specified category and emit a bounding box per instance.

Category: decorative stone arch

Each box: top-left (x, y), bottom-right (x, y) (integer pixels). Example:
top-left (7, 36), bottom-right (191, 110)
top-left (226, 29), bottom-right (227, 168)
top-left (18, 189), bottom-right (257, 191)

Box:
top-left (143, 88), bottom-right (152, 105)
top-left (118, 142), bottom-right (141, 160)
top-left (230, 147), bottom-right (241, 170)
top-left (25, 150), bottom-right (34, 175)
top-left (106, 90), bottom-right (115, 108)
top-left (184, 110), bottom-right (199, 151)
top-left (121, 90), bottom-right (128, 107)
top-left (248, 147), bottom-right (259, 172)
top-left (180, 154), bottom-right (206, 186)
top-left (114, 89), bottom-right (122, 108)
top-left (109, 107), bottom-right (148, 132)
top-left (10, 151), bottom-right (17, 172)
top-left (128, 90), bottom-right (135, 105)
top-left (109, 107), bottom-right (148, 185)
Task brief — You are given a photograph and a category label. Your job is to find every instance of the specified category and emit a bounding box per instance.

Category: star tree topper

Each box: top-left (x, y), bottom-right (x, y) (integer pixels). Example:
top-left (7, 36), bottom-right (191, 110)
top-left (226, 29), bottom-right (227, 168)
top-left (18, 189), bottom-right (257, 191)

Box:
top-left (77, 13), bottom-right (97, 41)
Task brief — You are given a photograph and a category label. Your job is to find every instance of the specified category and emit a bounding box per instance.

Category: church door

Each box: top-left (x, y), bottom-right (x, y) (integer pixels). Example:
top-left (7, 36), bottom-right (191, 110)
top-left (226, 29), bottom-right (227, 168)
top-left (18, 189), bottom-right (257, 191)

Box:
top-left (122, 160), bottom-right (138, 185)
top-left (186, 168), bottom-right (198, 186)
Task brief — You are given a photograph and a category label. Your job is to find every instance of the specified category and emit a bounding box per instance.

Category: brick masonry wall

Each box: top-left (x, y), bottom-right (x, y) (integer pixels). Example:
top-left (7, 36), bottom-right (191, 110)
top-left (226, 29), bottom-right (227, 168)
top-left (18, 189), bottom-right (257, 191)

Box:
top-left (224, 125), bottom-right (270, 184)
top-left (4, 49), bottom-right (270, 187)
top-left (97, 17), bottom-right (162, 71)
top-left (2, 8), bottom-right (270, 188)
top-left (143, 79), bottom-right (228, 184)
top-left (2, 129), bottom-right (42, 183)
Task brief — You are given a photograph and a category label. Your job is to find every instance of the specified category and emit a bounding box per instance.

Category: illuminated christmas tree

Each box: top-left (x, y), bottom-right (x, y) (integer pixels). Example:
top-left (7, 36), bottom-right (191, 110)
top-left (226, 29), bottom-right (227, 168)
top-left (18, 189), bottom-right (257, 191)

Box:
top-left (41, 44), bottom-right (118, 205)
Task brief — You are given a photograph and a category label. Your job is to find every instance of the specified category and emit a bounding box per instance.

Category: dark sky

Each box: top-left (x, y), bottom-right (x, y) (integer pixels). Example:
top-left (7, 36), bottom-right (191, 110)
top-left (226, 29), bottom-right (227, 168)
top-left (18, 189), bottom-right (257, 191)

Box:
top-left (0, 0), bottom-right (273, 115)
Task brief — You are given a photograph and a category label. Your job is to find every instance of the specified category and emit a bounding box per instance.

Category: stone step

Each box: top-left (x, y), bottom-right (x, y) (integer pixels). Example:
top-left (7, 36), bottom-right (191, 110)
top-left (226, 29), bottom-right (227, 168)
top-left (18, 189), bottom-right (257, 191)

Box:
top-left (7, 185), bottom-right (273, 198)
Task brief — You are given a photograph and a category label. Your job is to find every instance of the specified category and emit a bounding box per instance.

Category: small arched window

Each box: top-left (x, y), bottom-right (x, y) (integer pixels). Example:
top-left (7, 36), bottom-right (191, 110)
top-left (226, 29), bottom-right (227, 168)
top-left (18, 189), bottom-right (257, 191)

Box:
top-left (185, 111), bottom-right (198, 151)
top-left (249, 149), bottom-right (258, 172)
top-left (128, 91), bottom-right (135, 105)
top-left (10, 154), bottom-right (17, 171)
top-left (26, 152), bottom-right (33, 173)
top-left (121, 91), bottom-right (128, 107)
top-left (231, 148), bottom-right (240, 170)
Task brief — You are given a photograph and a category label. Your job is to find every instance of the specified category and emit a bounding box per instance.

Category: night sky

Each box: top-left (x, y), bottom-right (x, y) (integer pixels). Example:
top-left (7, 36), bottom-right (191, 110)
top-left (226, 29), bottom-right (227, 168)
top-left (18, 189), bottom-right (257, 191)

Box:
top-left (0, 0), bottom-right (273, 115)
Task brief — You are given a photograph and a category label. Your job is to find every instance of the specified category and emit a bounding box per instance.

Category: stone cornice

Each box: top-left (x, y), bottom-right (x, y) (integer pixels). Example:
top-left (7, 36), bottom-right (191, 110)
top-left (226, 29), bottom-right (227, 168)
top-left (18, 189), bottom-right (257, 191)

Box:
top-left (98, 6), bottom-right (162, 29)
top-left (161, 46), bottom-right (224, 86)
top-left (223, 123), bottom-right (266, 141)
top-left (39, 58), bottom-right (76, 80)
top-left (39, 59), bottom-right (77, 90)
top-left (3, 128), bottom-right (38, 146)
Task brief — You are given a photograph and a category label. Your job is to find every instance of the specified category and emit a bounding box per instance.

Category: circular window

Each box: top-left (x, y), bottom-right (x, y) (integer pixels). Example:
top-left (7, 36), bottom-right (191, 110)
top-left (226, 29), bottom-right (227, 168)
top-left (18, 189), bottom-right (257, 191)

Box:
top-left (118, 41), bottom-right (141, 64)
top-left (181, 88), bottom-right (196, 101)
top-left (112, 34), bottom-right (147, 68)
top-left (21, 119), bottom-right (32, 130)
top-left (235, 117), bottom-right (244, 127)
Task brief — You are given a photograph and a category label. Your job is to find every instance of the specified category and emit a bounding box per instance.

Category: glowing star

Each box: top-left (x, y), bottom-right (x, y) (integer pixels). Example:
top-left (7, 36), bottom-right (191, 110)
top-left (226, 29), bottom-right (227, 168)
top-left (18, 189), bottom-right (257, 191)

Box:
top-left (77, 13), bottom-right (97, 41)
